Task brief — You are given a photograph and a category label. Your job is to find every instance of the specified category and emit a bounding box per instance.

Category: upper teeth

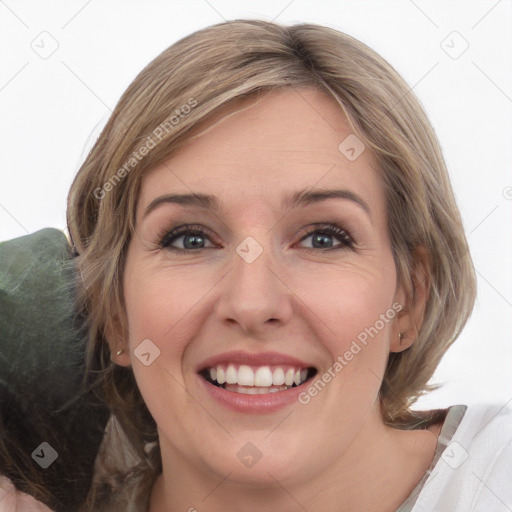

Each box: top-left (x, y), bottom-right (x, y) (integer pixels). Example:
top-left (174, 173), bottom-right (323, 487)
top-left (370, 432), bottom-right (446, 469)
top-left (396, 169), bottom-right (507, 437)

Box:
top-left (209, 365), bottom-right (309, 387)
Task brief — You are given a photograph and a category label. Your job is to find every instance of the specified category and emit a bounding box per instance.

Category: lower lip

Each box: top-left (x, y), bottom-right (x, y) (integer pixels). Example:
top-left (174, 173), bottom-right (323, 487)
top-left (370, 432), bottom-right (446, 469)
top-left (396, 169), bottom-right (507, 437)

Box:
top-left (197, 374), bottom-right (309, 414)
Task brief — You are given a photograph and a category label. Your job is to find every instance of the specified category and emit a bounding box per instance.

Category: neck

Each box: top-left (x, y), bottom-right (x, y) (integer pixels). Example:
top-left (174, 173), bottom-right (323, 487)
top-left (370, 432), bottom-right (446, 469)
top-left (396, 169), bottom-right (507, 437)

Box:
top-left (149, 403), bottom-right (441, 512)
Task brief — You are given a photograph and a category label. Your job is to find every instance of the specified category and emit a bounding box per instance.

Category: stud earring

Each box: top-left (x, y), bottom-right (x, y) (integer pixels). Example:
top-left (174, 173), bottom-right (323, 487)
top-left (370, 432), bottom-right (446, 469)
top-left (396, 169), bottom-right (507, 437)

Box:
top-left (116, 348), bottom-right (124, 356)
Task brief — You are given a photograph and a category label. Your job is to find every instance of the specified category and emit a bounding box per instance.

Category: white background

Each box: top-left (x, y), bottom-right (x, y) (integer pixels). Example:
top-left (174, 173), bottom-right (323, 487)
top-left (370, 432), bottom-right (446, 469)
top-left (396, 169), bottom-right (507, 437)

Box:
top-left (1, 0), bottom-right (511, 410)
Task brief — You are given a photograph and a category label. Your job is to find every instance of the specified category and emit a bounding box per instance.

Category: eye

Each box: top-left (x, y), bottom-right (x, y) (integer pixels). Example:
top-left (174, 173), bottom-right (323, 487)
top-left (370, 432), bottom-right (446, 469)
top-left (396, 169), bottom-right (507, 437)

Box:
top-left (155, 222), bottom-right (356, 254)
top-left (158, 224), bottom-right (217, 253)
top-left (296, 223), bottom-right (355, 251)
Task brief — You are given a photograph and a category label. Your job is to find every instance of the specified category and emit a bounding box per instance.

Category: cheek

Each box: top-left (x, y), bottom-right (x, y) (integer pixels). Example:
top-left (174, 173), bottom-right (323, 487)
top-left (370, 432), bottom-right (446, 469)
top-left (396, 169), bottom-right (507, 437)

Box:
top-left (123, 263), bottom-right (206, 369)
top-left (298, 274), bottom-right (396, 406)
top-left (123, 268), bottom-right (201, 434)
top-left (124, 278), bottom-right (168, 340)
top-left (291, 262), bottom-right (398, 400)
top-left (298, 264), bottom-right (396, 341)
top-left (124, 254), bottom-right (185, 336)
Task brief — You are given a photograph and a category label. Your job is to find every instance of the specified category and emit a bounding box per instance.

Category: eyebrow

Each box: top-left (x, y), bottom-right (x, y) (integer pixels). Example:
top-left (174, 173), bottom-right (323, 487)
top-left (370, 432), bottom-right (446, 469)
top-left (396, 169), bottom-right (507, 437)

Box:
top-left (143, 188), bottom-right (371, 219)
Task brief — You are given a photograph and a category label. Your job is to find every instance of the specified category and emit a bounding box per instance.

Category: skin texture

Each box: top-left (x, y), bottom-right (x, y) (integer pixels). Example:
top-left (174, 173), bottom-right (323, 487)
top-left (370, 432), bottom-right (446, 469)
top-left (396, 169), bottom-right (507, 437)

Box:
top-left (114, 88), bottom-right (442, 512)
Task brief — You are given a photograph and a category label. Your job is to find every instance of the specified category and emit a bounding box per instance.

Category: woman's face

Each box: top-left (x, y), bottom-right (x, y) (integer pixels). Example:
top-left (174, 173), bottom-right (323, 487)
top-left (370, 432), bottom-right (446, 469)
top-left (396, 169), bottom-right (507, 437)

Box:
top-left (121, 88), bottom-right (409, 486)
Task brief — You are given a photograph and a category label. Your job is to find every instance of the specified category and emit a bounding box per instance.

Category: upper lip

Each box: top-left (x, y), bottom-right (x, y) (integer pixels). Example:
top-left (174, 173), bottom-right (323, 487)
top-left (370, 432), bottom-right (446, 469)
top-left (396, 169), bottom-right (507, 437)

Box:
top-left (197, 350), bottom-right (316, 372)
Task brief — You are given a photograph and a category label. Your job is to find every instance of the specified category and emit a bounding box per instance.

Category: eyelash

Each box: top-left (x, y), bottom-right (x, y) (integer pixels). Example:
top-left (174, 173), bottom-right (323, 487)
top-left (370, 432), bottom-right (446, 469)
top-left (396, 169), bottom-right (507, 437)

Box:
top-left (155, 222), bottom-right (357, 254)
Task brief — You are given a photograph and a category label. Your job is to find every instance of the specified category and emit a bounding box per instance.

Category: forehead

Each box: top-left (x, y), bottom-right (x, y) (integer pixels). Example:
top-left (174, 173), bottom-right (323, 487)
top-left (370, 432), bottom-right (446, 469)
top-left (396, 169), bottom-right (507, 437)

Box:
top-left (137, 88), bottom-right (384, 219)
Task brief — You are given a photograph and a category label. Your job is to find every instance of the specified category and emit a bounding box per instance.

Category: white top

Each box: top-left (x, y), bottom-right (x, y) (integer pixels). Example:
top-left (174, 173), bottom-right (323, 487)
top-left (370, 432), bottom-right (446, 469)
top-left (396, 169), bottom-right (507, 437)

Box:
top-left (397, 402), bottom-right (512, 512)
top-left (1, 402), bottom-right (511, 511)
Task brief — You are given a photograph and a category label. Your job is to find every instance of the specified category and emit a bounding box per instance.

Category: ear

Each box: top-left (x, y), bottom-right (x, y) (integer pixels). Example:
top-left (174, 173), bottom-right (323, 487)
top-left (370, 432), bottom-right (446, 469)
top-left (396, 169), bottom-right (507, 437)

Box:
top-left (390, 246), bottom-right (430, 353)
top-left (105, 310), bottom-right (132, 367)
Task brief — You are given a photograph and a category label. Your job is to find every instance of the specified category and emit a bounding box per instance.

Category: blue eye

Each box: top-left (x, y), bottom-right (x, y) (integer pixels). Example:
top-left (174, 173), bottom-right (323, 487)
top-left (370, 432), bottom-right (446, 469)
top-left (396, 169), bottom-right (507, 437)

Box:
top-left (159, 224), bottom-right (215, 252)
top-left (157, 222), bottom-right (356, 254)
top-left (298, 224), bottom-right (355, 250)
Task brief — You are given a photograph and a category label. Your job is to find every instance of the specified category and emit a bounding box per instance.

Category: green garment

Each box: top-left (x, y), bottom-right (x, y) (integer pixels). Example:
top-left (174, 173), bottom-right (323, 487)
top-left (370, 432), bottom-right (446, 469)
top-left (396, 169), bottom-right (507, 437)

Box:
top-left (0, 228), bottom-right (110, 512)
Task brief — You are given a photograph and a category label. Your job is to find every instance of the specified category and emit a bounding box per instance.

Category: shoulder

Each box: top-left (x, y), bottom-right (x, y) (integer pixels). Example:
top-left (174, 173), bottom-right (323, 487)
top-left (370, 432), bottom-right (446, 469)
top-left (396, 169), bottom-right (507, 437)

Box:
top-left (412, 402), bottom-right (512, 512)
top-left (461, 401), bottom-right (512, 432)
top-left (0, 476), bottom-right (54, 512)
top-left (85, 414), bottom-right (156, 512)
top-left (454, 401), bottom-right (512, 464)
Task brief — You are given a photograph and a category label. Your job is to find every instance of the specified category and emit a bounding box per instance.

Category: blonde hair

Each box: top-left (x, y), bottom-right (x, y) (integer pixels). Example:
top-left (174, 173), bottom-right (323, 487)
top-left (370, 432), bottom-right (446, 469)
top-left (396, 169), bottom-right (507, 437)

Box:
top-left (67, 19), bottom-right (476, 509)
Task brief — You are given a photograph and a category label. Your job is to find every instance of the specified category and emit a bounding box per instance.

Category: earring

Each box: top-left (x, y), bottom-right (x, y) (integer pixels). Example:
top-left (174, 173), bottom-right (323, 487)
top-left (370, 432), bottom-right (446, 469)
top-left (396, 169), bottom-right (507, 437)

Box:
top-left (116, 348), bottom-right (124, 356)
top-left (398, 332), bottom-right (404, 345)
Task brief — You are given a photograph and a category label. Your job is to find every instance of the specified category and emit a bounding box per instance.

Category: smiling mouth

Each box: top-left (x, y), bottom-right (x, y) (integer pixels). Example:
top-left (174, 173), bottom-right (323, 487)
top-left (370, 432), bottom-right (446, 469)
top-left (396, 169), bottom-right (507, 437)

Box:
top-left (199, 364), bottom-right (318, 394)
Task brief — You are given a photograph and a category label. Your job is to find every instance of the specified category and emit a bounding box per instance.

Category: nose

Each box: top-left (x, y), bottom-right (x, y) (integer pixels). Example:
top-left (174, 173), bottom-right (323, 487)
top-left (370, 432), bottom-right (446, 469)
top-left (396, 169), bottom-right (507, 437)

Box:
top-left (214, 239), bottom-right (293, 336)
